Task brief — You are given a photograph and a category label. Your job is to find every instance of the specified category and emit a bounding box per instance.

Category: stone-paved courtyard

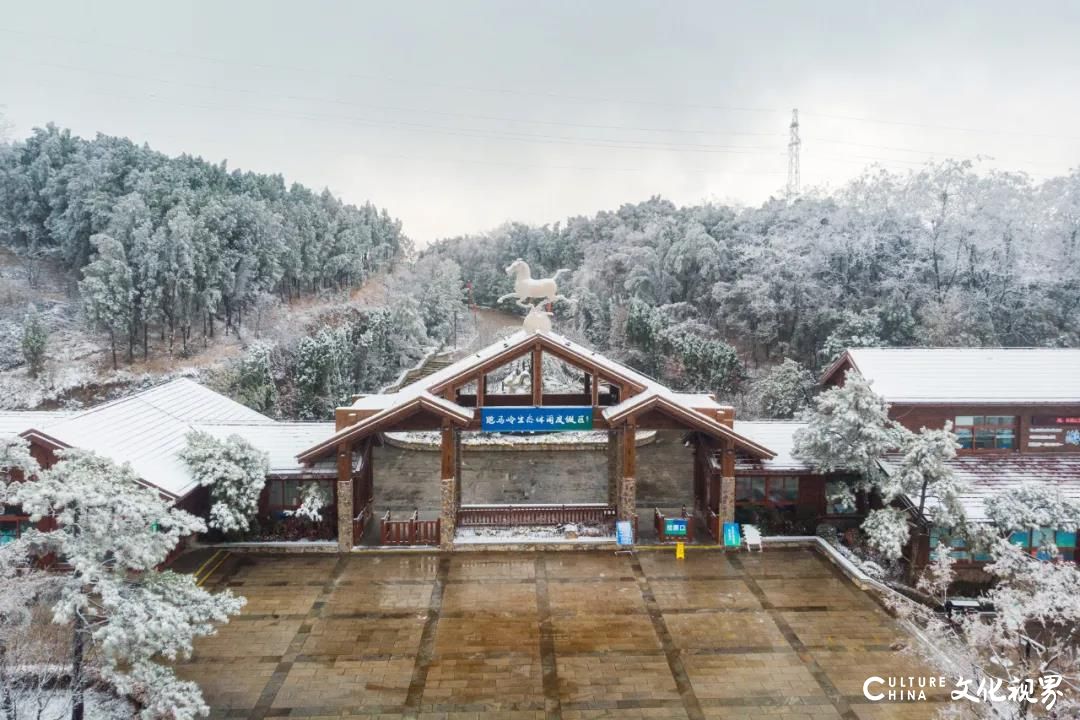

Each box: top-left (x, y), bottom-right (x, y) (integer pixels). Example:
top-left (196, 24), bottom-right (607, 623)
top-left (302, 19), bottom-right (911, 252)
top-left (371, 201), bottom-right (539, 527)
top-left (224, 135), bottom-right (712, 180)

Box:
top-left (180, 548), bottom-right (962, 719)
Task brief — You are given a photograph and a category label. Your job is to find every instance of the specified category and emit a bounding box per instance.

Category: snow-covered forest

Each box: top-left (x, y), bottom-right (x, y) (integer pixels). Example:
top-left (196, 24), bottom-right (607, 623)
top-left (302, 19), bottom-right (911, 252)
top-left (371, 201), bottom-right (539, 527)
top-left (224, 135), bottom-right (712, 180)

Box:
top-left (0, 124), bottom-right (409, 362)
top-left (0, 124), bottom-right (473, 416)
top-left (4, 123), bottom-right (1080, 422)
top-left (427, 162), bottom-right (1080, 412)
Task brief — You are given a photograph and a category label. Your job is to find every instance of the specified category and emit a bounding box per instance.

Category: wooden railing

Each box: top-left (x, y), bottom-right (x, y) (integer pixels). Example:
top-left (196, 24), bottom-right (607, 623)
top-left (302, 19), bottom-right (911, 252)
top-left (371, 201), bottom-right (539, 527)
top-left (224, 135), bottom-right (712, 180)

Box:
top-left (352, 499), bottom-right (374, 546)
top-left (696, 502), bottom-right (722, 544)
top-left (654, 506), bottom-right (694, 544)
top-left (458, 503), bottom-right (617, 527)
top-left (381, 510), bottom-right (441, 546)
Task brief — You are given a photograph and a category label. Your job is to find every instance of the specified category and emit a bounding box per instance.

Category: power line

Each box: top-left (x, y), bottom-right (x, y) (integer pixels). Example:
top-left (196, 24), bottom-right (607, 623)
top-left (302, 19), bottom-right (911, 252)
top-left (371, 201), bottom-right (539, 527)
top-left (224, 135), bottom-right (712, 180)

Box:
top-left (3, 57), bottom-right (789, 158)
top-left (787, 109), bottom-right (801, 196)
top-left (4, 25), bottom-right (1079, 144)
top-left (1, 53), bottom-right (786, 141)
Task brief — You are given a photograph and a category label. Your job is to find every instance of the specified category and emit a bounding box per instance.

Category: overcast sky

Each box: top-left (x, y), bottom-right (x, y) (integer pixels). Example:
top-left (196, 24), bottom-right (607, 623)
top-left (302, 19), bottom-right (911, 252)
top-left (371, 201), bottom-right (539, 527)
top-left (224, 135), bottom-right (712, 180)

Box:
top-left (2, 1), bottom-right (1079, 245)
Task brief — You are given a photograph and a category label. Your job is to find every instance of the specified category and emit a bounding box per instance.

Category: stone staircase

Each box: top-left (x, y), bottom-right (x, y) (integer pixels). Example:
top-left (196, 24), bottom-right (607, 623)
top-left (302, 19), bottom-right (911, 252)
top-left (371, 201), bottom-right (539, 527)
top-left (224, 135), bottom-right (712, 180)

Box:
top-left (383, 353), bottom-right (457, 392)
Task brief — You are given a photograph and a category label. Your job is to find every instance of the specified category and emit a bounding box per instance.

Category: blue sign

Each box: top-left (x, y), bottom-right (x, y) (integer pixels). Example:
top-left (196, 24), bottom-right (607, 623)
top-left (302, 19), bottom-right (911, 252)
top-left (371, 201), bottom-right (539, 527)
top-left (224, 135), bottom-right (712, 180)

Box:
top-left (480, 406), bottom-right (593, 432)
top-left (723, 522), bottom-right (741, 547)
top-left (664, 518), bottom-right (688, 537)
top-left (616, 520), bottom-right (634, 546)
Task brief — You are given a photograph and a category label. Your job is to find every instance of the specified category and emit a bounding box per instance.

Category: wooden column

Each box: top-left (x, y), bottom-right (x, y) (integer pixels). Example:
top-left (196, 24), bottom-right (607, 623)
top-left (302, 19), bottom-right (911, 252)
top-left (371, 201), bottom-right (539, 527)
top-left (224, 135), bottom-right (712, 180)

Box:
top-left (720, 440), bottom-right (736, 525)
top-left (590, 373), bottom-right (600, 406)
top-left (692, 435), bottom-right (704, 513)
top-left (454, 427), bottom-right (463, 510)
top-left (618, 422), bottom-right (637, 525)
top-left (439, 424), bottom-right (458, 550)
top-left (336, 441), bottom-right (354, 552)
top-left (476, 373), bottom-right (486, 408)
top-left (531, 345), bottom-right (543, 405)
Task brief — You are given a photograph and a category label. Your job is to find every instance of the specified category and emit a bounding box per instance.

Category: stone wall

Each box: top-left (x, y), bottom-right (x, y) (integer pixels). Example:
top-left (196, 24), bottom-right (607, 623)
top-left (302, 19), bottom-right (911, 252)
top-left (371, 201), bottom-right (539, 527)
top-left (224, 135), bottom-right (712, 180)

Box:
top-left (373, 430), bottom-right (694, 511)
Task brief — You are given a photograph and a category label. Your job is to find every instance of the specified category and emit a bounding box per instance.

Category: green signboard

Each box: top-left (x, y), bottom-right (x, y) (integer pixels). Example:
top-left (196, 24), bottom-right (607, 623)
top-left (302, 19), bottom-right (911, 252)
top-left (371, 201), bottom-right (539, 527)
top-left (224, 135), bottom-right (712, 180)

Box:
top-left (723, 522), bottom-right (741, 547)
top-left (664, 518), bottom-right (688, 537)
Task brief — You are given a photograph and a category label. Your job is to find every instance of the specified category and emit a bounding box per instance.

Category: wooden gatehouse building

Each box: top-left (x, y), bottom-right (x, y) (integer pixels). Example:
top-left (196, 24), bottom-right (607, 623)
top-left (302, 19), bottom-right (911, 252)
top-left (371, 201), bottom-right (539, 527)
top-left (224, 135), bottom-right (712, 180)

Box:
top-left (293, 329), bottom-right (838, 551)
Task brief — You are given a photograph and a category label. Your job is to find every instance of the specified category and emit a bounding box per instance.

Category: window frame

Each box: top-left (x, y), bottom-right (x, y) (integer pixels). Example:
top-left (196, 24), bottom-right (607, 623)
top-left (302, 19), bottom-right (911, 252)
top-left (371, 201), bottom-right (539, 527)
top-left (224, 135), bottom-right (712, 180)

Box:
top-left (953, 414), bottom-right (1019, 452)
top-left (735, 476), bottom-right (801, 510)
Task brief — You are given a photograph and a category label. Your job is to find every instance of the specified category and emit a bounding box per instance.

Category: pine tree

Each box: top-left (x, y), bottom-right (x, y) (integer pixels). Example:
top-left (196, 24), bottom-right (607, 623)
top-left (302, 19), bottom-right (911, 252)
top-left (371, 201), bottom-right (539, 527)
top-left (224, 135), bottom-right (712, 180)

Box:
top-left (79, 234), bottom-right (133, 370)
top-left (2, 443), bottom-right (245, 720)
top-left (793, 368), bottom-right (901, 510)
top-left (180, 431), bottom-right (269, 534)
top-left (20, 304), bottom-right (47, 378)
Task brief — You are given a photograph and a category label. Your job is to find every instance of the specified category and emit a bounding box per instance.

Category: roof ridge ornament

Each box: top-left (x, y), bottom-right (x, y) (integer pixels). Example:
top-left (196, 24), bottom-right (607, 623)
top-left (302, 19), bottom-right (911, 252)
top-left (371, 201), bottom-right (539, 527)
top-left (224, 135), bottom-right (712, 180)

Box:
top-left (497, 258), bottom-right (571, 333)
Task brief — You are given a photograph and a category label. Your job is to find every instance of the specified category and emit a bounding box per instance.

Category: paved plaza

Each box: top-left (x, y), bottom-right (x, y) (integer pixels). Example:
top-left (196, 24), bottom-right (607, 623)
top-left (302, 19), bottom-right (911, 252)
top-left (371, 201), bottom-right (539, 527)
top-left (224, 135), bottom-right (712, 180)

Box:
top-left (180, 548), bottom-right (962, 719)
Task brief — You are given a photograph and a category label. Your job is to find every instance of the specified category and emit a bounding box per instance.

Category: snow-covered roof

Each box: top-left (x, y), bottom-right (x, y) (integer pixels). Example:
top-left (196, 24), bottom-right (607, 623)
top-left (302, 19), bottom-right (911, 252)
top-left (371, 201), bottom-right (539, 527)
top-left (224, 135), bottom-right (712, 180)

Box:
top-left (31, 378), bottom-right (275, 499)
top-left (195, 423), bottom-right (337, 476)
top-left (0, 410), bottom-right (74, 438)
top-left (729, 420), bottom-right (813, 473)
top-left (300, 329), bottom-right (776, 462)
top-left (880, 454), bottom-right (1080, 523)
top-left (829, 348), bottom-right (1080, 404)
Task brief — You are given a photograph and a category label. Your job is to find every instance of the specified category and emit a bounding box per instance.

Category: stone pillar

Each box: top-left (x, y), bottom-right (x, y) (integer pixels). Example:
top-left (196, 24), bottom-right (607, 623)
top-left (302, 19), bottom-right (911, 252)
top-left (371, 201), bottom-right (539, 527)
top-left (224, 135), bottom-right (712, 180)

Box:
top-left (720, 445), bottom-right (736, 524)
top-left (336, 441), bottom-right (354, 552)
top-left (439, 425), bottom-right (457, 550)
top-left (720, 476), bottom-right (735, 524)
top-left (440, 476), bottom-right (457, 550)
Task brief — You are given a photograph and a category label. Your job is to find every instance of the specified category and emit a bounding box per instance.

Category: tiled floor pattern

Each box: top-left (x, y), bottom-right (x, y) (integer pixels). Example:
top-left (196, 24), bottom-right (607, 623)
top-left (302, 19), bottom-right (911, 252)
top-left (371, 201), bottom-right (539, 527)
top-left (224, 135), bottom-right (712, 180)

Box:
top-left (180, 549), bottom-right (966, 719)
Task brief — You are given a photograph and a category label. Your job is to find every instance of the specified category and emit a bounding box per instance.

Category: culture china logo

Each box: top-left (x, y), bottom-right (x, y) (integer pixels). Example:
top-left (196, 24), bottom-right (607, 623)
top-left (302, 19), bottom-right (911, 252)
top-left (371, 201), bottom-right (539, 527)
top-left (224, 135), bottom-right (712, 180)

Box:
top-left (862, 674), bottom-right (1065, 710)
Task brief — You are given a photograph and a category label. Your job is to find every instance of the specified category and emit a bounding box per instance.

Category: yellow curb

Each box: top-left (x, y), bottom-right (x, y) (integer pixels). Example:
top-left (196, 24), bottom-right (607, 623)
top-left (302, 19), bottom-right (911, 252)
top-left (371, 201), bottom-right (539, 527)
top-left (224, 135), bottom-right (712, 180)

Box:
top-left (195, 550), bottom-right (228, 587)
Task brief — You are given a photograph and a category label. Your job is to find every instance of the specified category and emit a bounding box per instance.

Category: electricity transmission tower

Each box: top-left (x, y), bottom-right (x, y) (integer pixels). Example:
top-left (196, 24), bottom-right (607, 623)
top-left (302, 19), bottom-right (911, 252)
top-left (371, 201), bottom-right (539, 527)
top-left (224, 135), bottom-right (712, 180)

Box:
top-left (786, 108), bottom-right (801, 197)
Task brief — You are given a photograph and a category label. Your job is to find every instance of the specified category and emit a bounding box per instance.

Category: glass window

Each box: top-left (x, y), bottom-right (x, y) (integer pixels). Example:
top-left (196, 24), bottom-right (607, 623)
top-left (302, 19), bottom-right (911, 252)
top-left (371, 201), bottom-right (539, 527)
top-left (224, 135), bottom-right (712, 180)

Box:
top-left (1009, 531), bottom-right (1029, 546)
top-left (955, 415), bottom-right (1018, 451)
top-left (735, 478), bottom-right (752, 502)
top-left (768, 477), bottom-right (798, 505)
top-left (0, 521), bottom-right (16, 545)
top-left (1033, 528), bottom-right (1057, 549)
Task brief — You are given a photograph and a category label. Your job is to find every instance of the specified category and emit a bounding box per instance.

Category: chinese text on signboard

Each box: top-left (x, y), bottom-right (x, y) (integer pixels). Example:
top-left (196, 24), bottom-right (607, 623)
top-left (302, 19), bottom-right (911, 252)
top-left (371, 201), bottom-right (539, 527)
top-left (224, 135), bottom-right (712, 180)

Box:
top-left (480, 406), bottom-right (593, 432)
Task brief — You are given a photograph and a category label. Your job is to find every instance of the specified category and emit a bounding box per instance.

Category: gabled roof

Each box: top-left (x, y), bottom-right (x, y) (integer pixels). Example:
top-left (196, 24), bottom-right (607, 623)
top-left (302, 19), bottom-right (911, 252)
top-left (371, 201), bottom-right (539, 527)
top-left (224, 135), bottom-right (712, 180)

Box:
top-left (0, 410), bottom-right (74, 438)
top-left (300, 329), bottom-right (776, 462)
top-left (603, 390), bottom-right (774, 459)
top-left (26, 378), bottom-right (275, 499)
top-left (297, 391), bottom-right (473, 463)
top-left (879, 454), bottom-right (1080, 523)
top-left (823, 348), bottom-right (1080, 404)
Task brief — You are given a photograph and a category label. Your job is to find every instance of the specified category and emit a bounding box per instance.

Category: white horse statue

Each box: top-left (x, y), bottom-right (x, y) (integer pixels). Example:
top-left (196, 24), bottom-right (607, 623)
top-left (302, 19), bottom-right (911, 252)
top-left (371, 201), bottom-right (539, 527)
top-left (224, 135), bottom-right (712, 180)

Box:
top-left (498, 259), bottom-right (571, 308)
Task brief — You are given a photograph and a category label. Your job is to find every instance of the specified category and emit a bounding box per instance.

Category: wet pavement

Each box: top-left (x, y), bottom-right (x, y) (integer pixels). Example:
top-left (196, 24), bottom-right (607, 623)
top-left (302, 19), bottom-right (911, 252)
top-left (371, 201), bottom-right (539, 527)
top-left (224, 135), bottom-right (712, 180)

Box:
top-left (180, 548), bottom-right (962, 719)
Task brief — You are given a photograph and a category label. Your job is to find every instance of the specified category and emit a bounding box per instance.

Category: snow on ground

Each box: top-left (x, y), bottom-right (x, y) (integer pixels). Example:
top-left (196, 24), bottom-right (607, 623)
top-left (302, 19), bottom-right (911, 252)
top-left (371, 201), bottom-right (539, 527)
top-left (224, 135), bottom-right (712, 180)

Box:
top-left (454, 523), bottom-right (614, 544)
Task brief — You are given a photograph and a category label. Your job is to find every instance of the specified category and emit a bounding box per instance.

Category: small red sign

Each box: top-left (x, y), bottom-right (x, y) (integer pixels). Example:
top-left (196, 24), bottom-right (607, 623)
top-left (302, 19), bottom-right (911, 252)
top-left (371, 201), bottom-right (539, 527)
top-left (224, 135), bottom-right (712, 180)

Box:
top-left (1031, 416), bottom-right (1080, 425)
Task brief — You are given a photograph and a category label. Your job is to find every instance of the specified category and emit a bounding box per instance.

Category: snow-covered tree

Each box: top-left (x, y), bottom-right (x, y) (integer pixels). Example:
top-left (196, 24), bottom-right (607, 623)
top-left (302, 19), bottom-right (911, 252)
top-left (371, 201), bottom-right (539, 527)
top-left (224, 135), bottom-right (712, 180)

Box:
top-left (751, 358), bottom-right (815, 418)
top-left (861, 506), bottom-right (911, 561)
top-left (899, 540), bottom-right (1080, 719)
top-left (793, 369), bottom-right (900, 510)
top-left (2, 448), bottom-right (245, 720)
top-left (880, 423), bottom-right (964, 524)
top-left (286, 482), bottom-right (329, 523)
top-left (981, 483), bottom-right (1080, 549)
top-left (79, 234), bottom-right (133, 370)
top-left (180, 431), bottom-right (269, 534)
top-left (20, 304), bottom-right (47, 378)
